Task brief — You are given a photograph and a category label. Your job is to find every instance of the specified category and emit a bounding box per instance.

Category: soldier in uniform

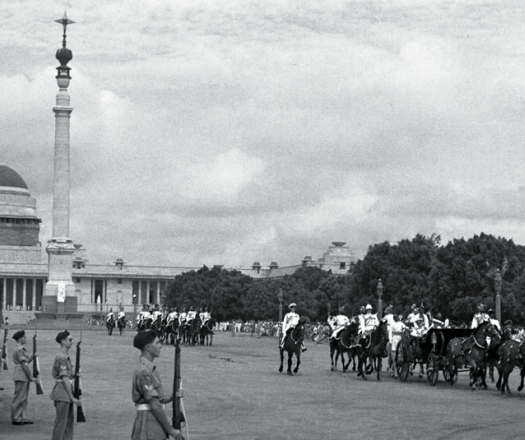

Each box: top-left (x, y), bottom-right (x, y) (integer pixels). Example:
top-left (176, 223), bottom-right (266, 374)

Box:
top-left (407, 305), bottom-right (429, 337)
top-left (199, 307), bottom-right (211, 330)
top-left (327, 307), bottom-right (350, 340)
top-left (131, 330), bottom-right (184, 440)
top-left (471, 304), bottom-right (490, 329)
top-left (280, 303), bottom-right (306, 352)
top-left (487, 308), bottom-right (501, 333)
top-left (178, 307), bottom-right (187, 326)
top-left (186, 307), bottom-right (196, 324)
top-left (11, 330), bottom-right (38, 425)
top-left (117, 308), bottom-right (126, 321)
top-left (50, 330), bottom-right (82, 440)
top-left (151, 304), bottom-right (163, 326)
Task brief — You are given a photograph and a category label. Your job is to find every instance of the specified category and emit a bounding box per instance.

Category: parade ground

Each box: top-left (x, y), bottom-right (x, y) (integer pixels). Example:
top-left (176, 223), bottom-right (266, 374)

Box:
top-left (1, 329), bottom-right (525, 440)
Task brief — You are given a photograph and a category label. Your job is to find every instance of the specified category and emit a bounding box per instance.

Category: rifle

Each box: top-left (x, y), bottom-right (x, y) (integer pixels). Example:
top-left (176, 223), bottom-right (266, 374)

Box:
top-left (33, 328), bottom-right (44, 395)
top-left (74, 331), bottom-right (86, 423)
top-left (1, 326), bottom-right (8, 371)
top-left (173, 338), bottom-right (185, 437)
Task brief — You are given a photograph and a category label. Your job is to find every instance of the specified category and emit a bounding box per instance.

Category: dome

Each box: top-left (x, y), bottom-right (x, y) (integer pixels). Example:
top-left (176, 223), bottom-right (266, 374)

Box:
top-left (0, 164), bottom-right (28, 190)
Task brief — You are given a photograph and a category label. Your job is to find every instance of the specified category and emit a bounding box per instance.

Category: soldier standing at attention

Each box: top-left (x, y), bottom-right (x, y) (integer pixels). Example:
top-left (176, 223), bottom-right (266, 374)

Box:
top-left (50, 330), bottom-right (82, 440)
top-left (11, 330), bottom-right (37, 425)
top-left (132, 330), bottom-right (184, 440)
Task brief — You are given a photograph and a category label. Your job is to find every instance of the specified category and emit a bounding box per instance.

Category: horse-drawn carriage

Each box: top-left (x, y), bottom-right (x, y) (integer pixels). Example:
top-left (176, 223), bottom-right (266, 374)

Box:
top-left (394, 327), bottom-right (474, 384)
top-left (425, 328), bottom-right (474, 385)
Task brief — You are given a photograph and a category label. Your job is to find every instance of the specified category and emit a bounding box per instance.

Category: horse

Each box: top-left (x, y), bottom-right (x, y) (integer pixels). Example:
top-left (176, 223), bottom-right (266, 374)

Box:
top-left (151, 315), bottom-right (165, 341)
top-left (279, 317), bottom-right (306, 375)
top-left (495, 339), bottom-right (525, 394)
top-left (199, 318), bottom-right (215, 346)
top-left (117, 315), bottom-right (126, 336)
top-left (447, 321), bottom-right (500, 390)
top-left (357, 320), bottom-right (388, 381)
top-left (165, 317), bottom-right (179, 345)
top-left (137, 316), bottom-right (152, 332)
top-left (330, 321), bottom-right (359, 372)
top-left (106, 315), bottom-right (115, 335)
top-left (183, 316), bottom-right (201, 345)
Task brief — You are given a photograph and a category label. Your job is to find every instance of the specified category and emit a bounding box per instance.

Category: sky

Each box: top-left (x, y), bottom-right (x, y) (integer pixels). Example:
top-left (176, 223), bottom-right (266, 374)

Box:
top-left (2, 1), bottom-right (525, 268)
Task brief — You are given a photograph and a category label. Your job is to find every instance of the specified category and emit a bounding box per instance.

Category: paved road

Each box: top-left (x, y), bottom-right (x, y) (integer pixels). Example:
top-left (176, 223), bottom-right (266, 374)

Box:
top-left (1, 329), bottom-right (524, 439)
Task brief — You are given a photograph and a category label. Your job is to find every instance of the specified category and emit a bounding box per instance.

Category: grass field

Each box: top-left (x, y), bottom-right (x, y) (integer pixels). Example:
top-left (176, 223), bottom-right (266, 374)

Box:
top-left (1, 328), bottom-right (525, 440)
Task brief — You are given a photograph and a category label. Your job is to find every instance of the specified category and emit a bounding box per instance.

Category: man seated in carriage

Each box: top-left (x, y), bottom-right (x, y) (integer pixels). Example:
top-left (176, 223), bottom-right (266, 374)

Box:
top-left (406, 305), bottom-right (429, 338)
top-left (327, 306), bottom-right (350, 341)
top-left (279, 303), bottom-right (307, 352)
top-left (199, 307), bottom-right (211, 329)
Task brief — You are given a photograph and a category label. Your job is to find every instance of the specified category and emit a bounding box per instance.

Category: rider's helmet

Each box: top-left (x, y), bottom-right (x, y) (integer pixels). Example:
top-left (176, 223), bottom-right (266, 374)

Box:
top-left (477, 303), bottom-right (486, 312)
top-left (487, 308), bottom-right (495, 316)
top-left (365, 304), bottom-right (373, 312)
top-left (288, 303), bottom-right (297, 310)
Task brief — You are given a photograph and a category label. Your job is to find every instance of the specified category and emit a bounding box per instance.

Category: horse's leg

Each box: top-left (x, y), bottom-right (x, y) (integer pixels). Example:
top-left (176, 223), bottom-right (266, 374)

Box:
top-left (330, 343), bottom-right (336, 371)
top-left (519, 366), bottom-right (525, 392)
top-left (377, 354), bottom-right (382, 381)
top-left (293, 349), bottom-right (301, 374)
top-left (279, 347), bottom-right (284, 373)
top-left (288, 349), bottom-right (293, 375)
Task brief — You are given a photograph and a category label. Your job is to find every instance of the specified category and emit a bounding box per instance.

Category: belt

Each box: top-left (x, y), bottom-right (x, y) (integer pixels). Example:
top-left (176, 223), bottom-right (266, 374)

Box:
top-left (135, 403), bottom-right (165, 410)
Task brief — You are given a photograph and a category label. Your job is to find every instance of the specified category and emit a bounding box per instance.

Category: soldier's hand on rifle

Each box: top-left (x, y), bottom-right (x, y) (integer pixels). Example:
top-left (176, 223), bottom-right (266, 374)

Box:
top-left (175, 389), bottom-right (184, 398)
top-left (169, 428), bottom-right (184, 440)
top-left (73, 397), bottom-right (82, 407)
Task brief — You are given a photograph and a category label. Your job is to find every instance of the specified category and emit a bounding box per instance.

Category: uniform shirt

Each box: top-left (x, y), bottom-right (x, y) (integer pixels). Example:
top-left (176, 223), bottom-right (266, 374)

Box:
top-left (200, 312), bottom-right (210, 322)
top-left (360, 313), bottom-right (379, 333)
top-left (117, 311), bottom-right (126, 320)
top-left (131, 356), bottom-right (169, 440)
top-left (106, 312), bottom-right (115, 322)
top-left (167, 311), bottom-right (178, 325)
top-left (390, 321), bottom-right (407, 351)
top-left (152, 310), bottom-right (163, 322)
top-left (282, 312), bottom-right (300, 334)
top-left (50, 353), bottom-right (74, 402)
top-left (490, 318), bottom-right (501, 332)
top-left (178, 312), bottom-right (187, 324)
top-left (187, 311), bottom-right (196, 321)
top-left (408, 312), bottom-right (429, 336)
top-left (12, 346), bottom-right (31, 382)
top-left (471, 312), bottom-right (490, 329)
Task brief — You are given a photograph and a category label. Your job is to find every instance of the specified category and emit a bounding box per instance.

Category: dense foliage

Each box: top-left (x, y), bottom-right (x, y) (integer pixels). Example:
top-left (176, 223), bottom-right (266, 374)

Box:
top-left (164, 233), bottom-right (525, 325)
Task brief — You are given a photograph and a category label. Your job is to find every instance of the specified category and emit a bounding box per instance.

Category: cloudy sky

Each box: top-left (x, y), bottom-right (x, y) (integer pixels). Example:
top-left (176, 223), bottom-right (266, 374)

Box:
top-left (2, 1), bottom-right (525, 268)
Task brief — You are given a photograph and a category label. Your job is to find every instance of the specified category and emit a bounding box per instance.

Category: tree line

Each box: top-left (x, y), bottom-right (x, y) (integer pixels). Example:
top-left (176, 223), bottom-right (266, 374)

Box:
top-left (164, 233), bottom-right (525, 325)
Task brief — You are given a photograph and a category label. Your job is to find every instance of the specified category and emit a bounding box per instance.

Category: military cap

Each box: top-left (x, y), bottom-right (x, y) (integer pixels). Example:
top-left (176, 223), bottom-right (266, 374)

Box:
top-left (288, 303), bottom-right (296, 309)
top-left (55, 330), bottom-right (70, 344)
top-left (133, 330), bottom-right (158, 350)
top-left (12, 330), bottom-right (25, 341)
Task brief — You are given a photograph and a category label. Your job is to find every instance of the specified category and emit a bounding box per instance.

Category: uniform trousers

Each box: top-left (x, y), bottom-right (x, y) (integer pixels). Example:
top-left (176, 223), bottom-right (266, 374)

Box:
top-left (11, 381), bottom-right (30, 422)
top-left (52, 401), bottom-right (74, 440)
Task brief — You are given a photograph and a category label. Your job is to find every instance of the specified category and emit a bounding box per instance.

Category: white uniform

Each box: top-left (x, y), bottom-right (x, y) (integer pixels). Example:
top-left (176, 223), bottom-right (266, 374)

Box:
top-left (117, 311), bottom-right (126, 320)
top-left (408, 312), bottom-right (429, 337)
top-left (471, 313), bottom-right (490, 329)
top-left (329, 315), bottom-right (350, 339)
top-left (178, 312), bottom-right (187, 325)
top-left (167, 311), bottom-right (178, 325)
top-left (390, 320), bottom-right (406, 352)
top-left (359, 313), bottom-right (379, 334)
top-left (490, 318), bottom-right (501, 333)
top-left (106, 312), bottom-right (115, 323)
top-left (138, 310), bottom-right (152, 325)
top-left (187, 311), bottom-right (196, 322)
top-left (280, 311), bottom-right (300, 345)
top-left (382, 313), bottom-right (395, 343)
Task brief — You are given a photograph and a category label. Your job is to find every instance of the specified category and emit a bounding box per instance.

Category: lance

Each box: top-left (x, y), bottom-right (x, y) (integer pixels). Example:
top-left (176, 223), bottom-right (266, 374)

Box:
top-left (74, 331), bottom-right (86, 422)
top-left (33, 327), bottom-right (44, 395)
top-left (173, 337), bottom-right (186, 437)
top-left (0, 325), bottom-right (8, 372)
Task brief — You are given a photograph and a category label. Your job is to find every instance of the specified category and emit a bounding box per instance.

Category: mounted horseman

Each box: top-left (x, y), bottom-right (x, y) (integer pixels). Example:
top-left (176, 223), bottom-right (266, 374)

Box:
top-left (165, 308), bottom-right (179, 345)
top-left (178, 307), bottom-right (188, 343)
top-left (199, 307), bottom-right (214, 346)
top-left (106, 308), bottom-right (116, 335)
top-left (151, 304), bottom-right (163, 333)
top-left (279, 303), bottom-right (307, 353)
top-left (117, 308), bottom-right (126, 336)
top-left (137, 304), bottom-right (153, 331)
top-left (355, 304), bottom-right (387, 380)
top-left (328, 307), bottom-right (352, 371)
top-left (405, 304), bottom-right (431, 377)
top-left (185, 307), bottom-right (200, 345)
top-left (279, 302), bottom-right (307, 375)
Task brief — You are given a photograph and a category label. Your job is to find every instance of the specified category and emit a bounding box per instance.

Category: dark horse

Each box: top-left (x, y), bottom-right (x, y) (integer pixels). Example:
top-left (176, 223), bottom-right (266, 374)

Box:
top-left (279, 318), bottom-right (306, 376)
top-left (117, 315), bottom-right (126, 336)
top-left (330, 321), bottom-right (359, 372)
top-left (165, 317), bottom-right (179, 345)
top-left (496, 339), bottom-right (525, 394)
top-left (106, 315), bottom-right (115, 335)
top-left (447, 321), bottom-right (500, 390)
top-left (183, 316), bottom-right (201, 345)
top-left (137, 316), bottom-right (152, 332)
top-left (357, 320), bottom-right (388, 381)
top-left (199, 318), bottom-right (215, 346)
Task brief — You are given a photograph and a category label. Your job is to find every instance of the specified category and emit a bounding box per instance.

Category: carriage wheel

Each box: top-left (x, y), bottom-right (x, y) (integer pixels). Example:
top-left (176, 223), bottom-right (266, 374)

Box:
top-left (426, 354), bottom-right (439, 386)
top-left (395, 344), bottom-right (410, 382)
top-left (442, 359), bottom-right (452, 383)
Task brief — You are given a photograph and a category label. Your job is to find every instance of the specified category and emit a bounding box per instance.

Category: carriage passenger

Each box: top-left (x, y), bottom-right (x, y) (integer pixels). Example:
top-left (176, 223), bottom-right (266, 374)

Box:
top-left (406, 305), bottom-right (429, 338)
top-left (327, 307), bottom-right (350, 340)
top-left (280, 303), bottom-right (307, 352)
